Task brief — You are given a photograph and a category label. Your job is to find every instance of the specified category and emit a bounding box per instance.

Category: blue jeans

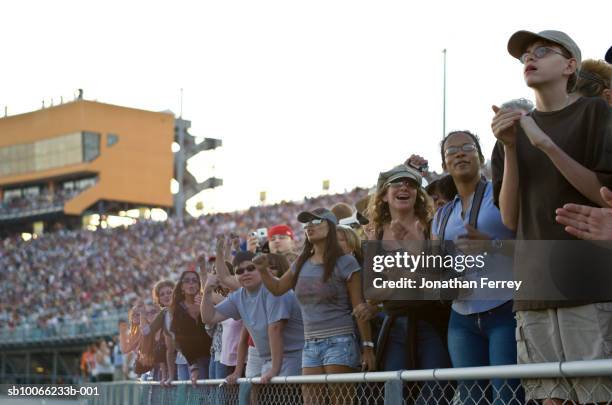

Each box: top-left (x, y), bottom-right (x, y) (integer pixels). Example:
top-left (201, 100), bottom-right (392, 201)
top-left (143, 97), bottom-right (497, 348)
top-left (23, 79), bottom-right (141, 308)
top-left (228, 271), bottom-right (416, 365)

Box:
top-left (208, 359), bottom-right (232, 379)
top-left (303, 333), bottom-right (360, 369)
top-left (380, 315), bottom-right (454, 404)
top-left (447, 301), bottom-right (523, 405)
top-left (177, 356), bottom-right (210, 381)
top-left (177, 364), bottom-right (189, 381)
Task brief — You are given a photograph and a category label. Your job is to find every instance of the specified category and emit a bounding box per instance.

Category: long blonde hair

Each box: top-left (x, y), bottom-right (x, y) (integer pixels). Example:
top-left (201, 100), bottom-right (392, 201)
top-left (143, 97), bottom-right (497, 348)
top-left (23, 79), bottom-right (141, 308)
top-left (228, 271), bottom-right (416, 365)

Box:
top-left (336, 225), bottom-right (363, 265)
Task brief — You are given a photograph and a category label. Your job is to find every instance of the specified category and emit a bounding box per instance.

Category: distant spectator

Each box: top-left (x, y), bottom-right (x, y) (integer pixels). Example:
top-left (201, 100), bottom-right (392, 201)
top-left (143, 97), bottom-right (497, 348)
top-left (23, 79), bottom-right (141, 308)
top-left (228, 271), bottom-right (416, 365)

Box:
top-left (575, 59), bottom-right (612, 105)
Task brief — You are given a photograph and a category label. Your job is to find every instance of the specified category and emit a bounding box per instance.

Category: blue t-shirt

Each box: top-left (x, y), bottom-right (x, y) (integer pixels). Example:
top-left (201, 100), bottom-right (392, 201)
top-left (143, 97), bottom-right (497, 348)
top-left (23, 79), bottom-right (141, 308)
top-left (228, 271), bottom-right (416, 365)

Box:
top-left (432, 181), bottom-right (515, 314)
top-left (215, 285), bottom-right (304, 361)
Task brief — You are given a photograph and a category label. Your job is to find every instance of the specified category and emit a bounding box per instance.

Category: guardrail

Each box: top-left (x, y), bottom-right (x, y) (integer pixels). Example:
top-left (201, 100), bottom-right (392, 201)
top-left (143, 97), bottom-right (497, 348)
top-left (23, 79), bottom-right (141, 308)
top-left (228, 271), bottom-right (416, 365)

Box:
top-left (82, 359), bottom-right (612, 405)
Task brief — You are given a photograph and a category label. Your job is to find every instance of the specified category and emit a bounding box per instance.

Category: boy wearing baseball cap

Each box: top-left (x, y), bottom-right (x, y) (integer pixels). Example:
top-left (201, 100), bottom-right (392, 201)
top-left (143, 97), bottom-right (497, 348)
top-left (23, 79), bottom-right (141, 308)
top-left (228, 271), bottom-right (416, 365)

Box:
top-left (491, 30), bottom-right (612, 403)
top-left (267, 224), bottom-right (297, 262)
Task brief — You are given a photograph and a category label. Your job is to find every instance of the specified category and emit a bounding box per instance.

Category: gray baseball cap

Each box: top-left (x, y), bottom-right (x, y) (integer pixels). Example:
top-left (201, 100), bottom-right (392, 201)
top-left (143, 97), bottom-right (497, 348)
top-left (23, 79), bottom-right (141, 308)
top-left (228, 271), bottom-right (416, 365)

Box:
top-left (376, 164), bottom-right (422, 193)
top-left (507, 30), bottom-right (581, 67)
top-left (297, 207), bottom-right (338, 225)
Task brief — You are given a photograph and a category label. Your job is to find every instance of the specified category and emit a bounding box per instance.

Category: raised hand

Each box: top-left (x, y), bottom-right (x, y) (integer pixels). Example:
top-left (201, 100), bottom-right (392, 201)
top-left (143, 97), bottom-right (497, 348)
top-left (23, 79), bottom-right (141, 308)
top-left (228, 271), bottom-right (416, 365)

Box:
top-left (252, 254), bottom-right (269, 273)
top-left (491, 105), bottom-right (522, 147)
top-left (204, 274), bottom-right (219, 293)
top-left (216, 235), bottom-right (225, 257)
top-left (405, 154), bottom-right (428, 173)
top-left (555, 198), bottom-right (612, 241)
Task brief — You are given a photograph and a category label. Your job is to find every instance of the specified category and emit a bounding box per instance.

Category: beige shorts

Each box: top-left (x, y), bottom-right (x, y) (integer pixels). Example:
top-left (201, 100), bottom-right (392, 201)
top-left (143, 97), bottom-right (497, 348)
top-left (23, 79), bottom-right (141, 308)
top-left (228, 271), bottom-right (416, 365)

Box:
top-left (516, 303), bottom-right (612, 403)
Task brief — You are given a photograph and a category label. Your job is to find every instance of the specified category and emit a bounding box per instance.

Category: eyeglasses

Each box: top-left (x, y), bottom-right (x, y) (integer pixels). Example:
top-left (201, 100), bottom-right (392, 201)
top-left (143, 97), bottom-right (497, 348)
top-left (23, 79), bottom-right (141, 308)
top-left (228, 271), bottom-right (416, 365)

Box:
top-left (444, 143), bottom-right (477, 156)
top-left (387, 178), bottom-right (417, 189)
top-left (235, 265), bottom-right (257, 275)
top-left (302, 218), bottom-right (325, 228)
top-left (182, 277), bottom-right (199, 284)
top-left (520, 46), bottom-right (569, 64)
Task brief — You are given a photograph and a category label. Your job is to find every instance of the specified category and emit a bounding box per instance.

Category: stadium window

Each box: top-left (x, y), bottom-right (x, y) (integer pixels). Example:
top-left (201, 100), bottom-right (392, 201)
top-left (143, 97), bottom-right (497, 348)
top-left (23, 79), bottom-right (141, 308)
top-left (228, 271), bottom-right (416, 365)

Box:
top-left (23, 186), bottom-right (40, 197)
top-left (4, 189), bottom-right (21, 202)
top-left (82, 132), bottom-right (101, 162)
top-left (107, 133), bottom-right (119, 147)
top-left (75, 177), bottom-right (96, 190)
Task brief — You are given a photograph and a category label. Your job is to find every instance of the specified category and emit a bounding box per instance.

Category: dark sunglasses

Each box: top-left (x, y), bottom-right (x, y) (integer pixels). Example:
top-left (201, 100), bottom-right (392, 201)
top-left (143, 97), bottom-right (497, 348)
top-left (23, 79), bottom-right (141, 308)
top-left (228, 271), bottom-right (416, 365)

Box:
top-left (235, 265), bottom-right (257, 275)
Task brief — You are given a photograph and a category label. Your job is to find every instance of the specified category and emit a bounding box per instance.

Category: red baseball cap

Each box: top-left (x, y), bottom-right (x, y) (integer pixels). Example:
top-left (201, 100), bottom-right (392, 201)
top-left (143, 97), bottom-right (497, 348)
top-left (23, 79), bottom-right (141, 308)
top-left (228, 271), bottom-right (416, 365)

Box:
top-left (268, 224), bottom-right (294, 240)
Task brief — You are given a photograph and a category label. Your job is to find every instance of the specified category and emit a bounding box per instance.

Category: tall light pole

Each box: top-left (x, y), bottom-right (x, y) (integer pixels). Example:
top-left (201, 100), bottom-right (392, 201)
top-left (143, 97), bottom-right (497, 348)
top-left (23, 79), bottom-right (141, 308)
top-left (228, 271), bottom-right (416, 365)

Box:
top-left (442, 49), bottom-right (447, 140)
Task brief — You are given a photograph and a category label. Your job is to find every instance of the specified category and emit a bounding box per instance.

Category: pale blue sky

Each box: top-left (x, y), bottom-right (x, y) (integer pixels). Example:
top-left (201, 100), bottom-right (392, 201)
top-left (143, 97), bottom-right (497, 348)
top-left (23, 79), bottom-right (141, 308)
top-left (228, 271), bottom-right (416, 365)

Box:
top-left (1, 0), bottom-right (610, 214)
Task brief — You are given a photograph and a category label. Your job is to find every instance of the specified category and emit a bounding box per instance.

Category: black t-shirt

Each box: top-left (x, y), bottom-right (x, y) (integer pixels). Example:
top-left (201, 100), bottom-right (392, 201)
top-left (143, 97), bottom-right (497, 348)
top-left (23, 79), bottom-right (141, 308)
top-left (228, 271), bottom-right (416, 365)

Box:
top-left (491, 96), bottom-right (612, 311)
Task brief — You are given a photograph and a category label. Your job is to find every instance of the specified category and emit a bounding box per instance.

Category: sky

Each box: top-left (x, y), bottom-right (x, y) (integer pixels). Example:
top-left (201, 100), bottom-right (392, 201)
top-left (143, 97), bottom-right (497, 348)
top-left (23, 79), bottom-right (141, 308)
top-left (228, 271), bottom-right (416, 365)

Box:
top-left (1, 0), bottom-right (610, 215)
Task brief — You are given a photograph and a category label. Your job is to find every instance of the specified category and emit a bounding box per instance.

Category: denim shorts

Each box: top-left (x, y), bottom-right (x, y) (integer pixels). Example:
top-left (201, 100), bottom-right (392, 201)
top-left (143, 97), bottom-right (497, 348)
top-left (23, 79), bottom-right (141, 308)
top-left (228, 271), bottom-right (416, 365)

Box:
top-left (302, 333), bottom-right (360, 369)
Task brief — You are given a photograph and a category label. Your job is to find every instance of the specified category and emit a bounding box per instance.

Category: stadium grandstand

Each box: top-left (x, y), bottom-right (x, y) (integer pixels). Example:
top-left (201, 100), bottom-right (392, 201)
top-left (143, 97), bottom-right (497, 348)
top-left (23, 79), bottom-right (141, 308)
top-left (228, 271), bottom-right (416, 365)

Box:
top-left (0, 97), bottom-right (228, 384)
top-left (0, 184), bottom-right (367, 384)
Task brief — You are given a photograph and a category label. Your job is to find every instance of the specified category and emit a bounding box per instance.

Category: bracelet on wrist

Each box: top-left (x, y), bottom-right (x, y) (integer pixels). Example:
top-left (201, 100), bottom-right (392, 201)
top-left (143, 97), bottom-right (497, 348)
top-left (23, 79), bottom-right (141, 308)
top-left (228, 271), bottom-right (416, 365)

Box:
top-left (361, 341), bottom-right (374, 348)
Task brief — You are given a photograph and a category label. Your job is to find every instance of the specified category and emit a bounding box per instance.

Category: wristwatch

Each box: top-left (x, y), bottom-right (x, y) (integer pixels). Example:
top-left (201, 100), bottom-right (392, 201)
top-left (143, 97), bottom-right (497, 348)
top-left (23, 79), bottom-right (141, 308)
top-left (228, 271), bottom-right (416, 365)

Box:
top-left (491, 239), bottom-right (503, 250)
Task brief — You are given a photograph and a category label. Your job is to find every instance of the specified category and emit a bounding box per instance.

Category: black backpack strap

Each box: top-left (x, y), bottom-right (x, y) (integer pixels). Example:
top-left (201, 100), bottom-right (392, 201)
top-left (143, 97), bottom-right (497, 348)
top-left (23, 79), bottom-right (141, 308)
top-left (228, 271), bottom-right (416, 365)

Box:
top-left (468, 179), bottom-right (488, 229)
top-left (437, 201), bottom-right (454, 240)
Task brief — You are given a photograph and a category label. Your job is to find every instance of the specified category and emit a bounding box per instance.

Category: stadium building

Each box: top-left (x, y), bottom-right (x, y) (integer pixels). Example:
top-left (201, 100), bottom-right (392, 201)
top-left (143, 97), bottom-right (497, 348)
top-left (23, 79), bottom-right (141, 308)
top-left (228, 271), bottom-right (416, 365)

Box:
top-left (0, 97), bottom-right (221, 383)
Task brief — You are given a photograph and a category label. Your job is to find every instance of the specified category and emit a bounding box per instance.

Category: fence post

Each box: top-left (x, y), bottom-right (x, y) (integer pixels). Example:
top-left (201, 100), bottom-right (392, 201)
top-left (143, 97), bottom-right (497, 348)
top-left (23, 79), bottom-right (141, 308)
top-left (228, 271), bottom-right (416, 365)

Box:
top-left (238, 381), bottom-right (253, 405)
top-left (174, 384), bottom-right (186, 404)
top-left (384, 373), bottom-right (403, 405)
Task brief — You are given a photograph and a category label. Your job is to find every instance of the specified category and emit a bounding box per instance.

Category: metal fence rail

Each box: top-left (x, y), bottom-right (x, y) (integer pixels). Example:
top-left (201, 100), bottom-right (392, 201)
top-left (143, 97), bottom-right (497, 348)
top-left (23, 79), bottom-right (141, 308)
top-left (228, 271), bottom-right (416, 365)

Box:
top-left (81, 359), bottom-right (612, 404)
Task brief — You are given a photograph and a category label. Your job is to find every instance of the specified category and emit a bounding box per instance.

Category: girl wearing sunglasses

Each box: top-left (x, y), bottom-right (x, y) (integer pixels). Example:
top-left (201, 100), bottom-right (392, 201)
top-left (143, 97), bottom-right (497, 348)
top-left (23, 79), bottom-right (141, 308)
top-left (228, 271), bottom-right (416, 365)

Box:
top-left (253, 208), bottom-right (375, 405)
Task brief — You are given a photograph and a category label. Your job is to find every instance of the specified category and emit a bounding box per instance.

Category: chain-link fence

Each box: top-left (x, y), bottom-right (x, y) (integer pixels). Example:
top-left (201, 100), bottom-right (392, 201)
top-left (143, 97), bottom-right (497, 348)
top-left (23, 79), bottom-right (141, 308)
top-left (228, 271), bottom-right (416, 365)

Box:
top-left (78, 359), bottom-right (612, 404)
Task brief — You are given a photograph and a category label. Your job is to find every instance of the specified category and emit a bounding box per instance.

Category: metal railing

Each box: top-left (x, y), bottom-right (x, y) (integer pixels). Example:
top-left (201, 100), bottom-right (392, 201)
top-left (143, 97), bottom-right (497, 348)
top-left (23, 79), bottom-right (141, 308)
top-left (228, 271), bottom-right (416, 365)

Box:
top-left (81, 359), bottom-right (612, 404)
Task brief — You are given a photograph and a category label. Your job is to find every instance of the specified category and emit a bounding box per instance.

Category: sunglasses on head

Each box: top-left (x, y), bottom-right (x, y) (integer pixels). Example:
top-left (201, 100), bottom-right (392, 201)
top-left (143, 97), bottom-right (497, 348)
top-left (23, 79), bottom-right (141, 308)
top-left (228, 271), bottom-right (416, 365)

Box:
top-left (235, 264), bottom-right (257, 275)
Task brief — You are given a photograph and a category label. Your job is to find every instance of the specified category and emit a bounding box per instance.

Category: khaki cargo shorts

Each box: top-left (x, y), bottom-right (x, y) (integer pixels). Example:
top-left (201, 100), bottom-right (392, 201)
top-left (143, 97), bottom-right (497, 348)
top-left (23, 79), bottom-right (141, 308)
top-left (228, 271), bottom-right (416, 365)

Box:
top-left (516, 303), bottom-right (612, 403)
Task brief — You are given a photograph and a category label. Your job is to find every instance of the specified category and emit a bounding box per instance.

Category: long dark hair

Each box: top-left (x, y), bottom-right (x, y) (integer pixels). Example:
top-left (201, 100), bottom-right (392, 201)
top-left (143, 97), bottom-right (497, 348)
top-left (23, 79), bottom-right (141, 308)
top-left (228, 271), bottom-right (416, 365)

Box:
top-left (170, 270), bottom-right (200, 315)
top-left (293, 220), bottom-right (344, 285)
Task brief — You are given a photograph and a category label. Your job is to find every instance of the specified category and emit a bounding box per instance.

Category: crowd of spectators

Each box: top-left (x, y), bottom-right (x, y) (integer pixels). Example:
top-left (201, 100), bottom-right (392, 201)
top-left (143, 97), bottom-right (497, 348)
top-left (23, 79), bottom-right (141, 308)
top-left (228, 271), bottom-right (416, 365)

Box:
top-left (0, 188), bottom-right (368, 333)
top-left (0, 188), bottom-right (80, 218)
top-left (1, 30), bottom-right (611, 404)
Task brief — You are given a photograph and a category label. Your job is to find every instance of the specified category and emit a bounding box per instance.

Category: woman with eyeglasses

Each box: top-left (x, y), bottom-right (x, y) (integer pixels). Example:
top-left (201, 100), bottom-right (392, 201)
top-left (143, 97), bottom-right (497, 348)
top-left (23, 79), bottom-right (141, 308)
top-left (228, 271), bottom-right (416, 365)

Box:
top-left (201, 251), bottom-right (305, 384)
top-left (253, 208), bottom-right (375, 405)
top-left (168, 270), bottom-right (212, 387)
top-left (354, 164), bottom-right (453, 403)
top-left (432, 130), bottom-right (521, 405)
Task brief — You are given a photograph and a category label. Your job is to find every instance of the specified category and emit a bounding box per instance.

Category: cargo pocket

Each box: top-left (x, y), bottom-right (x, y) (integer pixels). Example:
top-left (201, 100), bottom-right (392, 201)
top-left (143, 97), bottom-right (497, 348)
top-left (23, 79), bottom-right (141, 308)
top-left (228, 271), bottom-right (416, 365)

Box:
top-left (515, 324), bottom-right (532, 365)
